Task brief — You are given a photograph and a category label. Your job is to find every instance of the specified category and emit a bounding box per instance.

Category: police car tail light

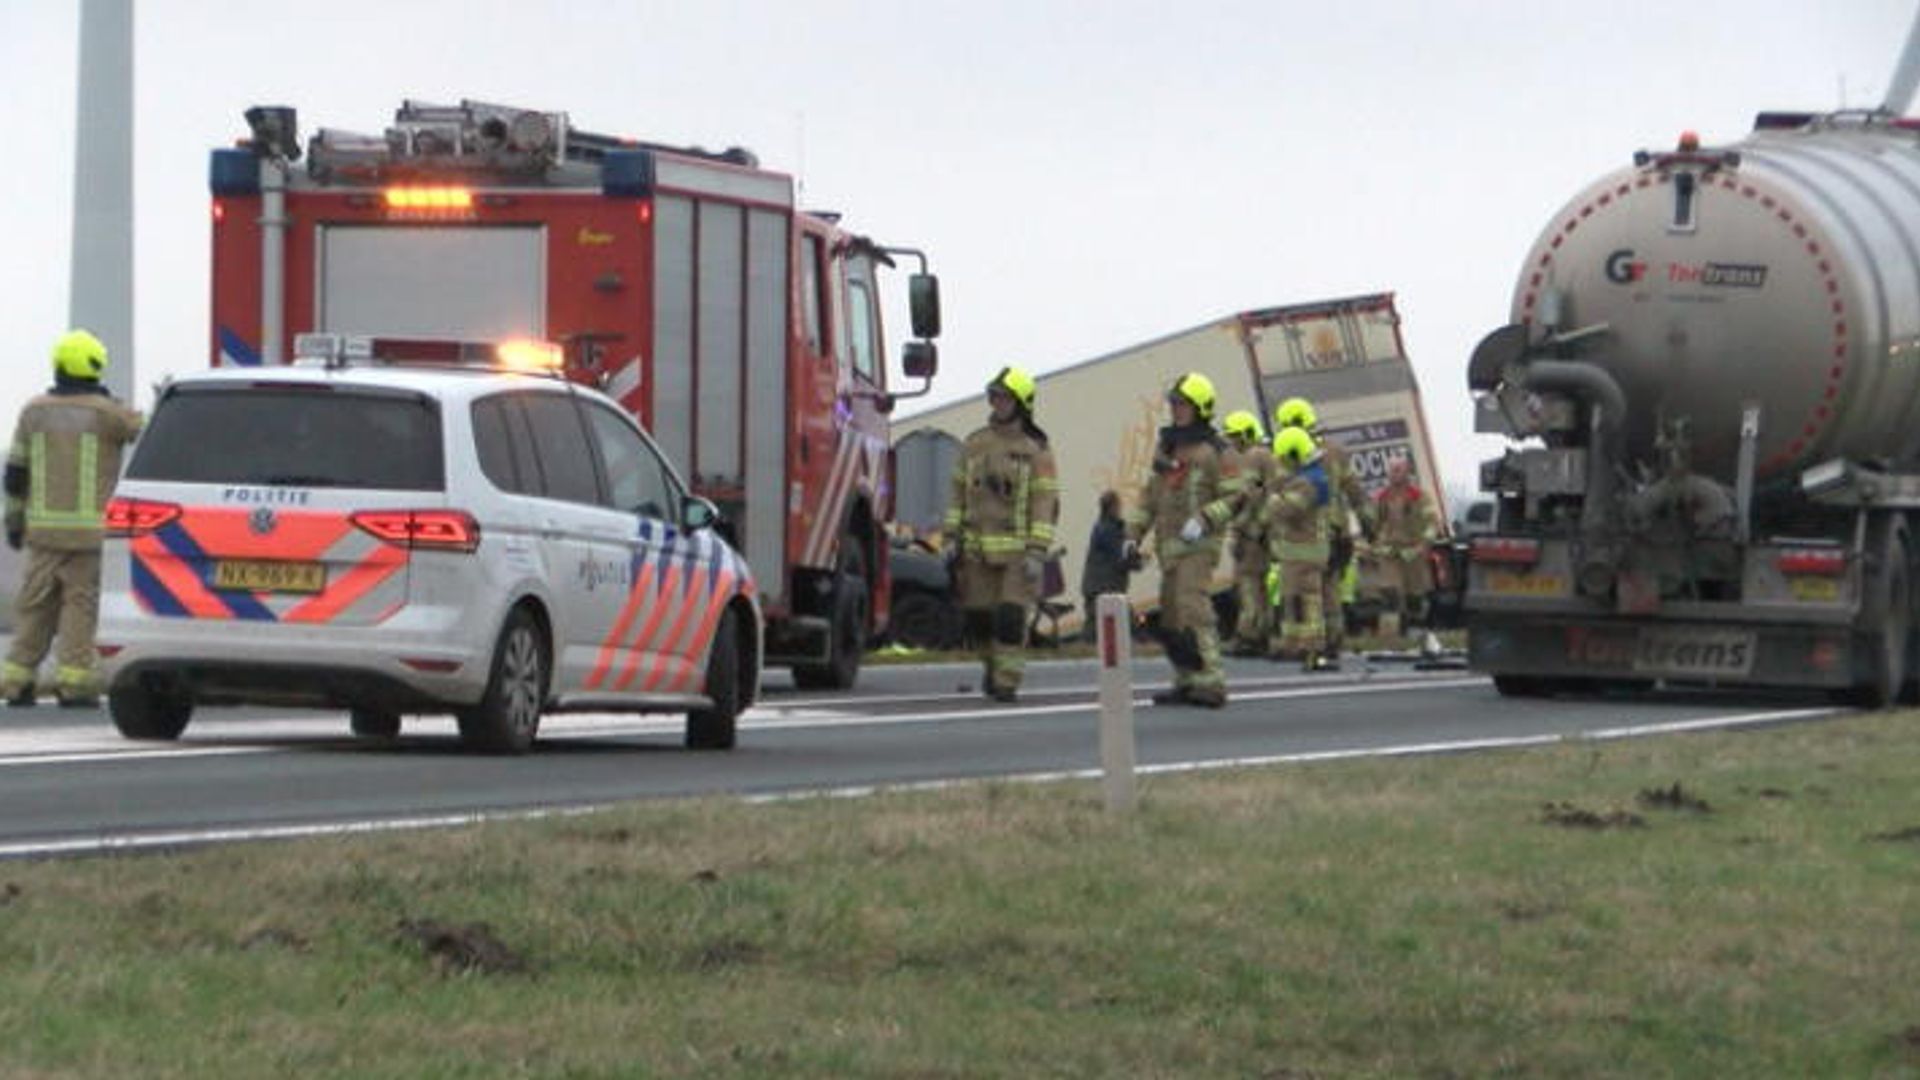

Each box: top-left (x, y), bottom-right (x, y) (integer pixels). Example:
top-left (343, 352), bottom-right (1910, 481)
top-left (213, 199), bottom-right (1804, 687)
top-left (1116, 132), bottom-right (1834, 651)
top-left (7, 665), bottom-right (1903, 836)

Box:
top-left (351, 510), bottom-right (481, 553)
top-left (1469, 536), bottom-right (1541, 567)
top-left (1776, 548), bottom-right (1847, 576)
top-left (104, 497), bottom-right (183, 537)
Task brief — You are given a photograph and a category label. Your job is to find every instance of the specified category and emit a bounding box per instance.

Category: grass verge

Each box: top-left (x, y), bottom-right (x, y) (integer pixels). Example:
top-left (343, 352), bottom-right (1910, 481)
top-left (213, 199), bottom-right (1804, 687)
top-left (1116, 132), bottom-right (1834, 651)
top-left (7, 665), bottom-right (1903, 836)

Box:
top-left (1, 712), bottom-right (1916, 1076)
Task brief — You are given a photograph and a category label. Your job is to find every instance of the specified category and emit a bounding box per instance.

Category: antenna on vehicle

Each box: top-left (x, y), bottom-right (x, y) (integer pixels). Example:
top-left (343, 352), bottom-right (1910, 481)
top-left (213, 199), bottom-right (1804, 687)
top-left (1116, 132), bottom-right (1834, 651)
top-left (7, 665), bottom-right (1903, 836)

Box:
top-left (1883, 7), bottom-right (1920, 114)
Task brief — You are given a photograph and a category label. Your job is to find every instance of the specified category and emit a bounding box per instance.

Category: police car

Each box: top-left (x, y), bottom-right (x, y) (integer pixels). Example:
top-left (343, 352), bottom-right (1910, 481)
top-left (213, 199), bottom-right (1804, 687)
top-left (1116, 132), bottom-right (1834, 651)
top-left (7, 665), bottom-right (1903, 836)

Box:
top-left (96, 334), bottom-right (761, 753)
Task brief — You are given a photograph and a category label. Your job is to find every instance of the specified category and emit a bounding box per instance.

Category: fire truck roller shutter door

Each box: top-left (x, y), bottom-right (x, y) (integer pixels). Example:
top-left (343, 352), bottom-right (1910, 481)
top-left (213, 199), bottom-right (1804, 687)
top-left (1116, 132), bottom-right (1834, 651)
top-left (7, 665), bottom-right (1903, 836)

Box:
top-left (651, 196), bottom-right (695, 476)
top-left (744, 208), bottom-right (789, 607)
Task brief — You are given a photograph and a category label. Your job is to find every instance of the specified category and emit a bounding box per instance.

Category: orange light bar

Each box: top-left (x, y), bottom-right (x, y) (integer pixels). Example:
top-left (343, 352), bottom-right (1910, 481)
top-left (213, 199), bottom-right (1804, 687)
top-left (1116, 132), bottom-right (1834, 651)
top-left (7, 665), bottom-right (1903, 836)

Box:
top-left (495, 339), bottom-right (564, 373)
top-left (382, 186), bottom-right (476, 212)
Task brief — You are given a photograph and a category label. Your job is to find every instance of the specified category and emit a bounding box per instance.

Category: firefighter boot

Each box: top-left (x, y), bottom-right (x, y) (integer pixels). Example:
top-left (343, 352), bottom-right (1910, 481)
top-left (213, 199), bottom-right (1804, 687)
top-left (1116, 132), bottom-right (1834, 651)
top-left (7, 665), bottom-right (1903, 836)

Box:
top-left (1151, 686), bottom-right (1190, 706)
top-left (0, 662), bottom-right (35, 707)
top-left (1183, 684), bottom-right (1227, 708)
top-left (53, 666), bottom-right (99, 709)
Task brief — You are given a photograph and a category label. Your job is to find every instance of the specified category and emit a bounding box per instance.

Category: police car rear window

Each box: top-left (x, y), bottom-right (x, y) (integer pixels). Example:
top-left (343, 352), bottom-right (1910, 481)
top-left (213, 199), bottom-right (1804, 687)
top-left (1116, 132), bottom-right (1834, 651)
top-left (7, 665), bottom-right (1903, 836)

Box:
top-left (126, 384), bottom-right (444, 491)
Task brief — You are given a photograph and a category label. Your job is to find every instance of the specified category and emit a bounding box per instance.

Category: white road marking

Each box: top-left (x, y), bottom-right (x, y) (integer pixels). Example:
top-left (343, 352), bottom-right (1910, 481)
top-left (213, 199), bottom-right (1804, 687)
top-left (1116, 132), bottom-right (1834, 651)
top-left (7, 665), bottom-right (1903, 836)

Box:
top-left (0, 676), bottom-right (1482, 765)
top-left (0, 694), bottom-right (1845, 860)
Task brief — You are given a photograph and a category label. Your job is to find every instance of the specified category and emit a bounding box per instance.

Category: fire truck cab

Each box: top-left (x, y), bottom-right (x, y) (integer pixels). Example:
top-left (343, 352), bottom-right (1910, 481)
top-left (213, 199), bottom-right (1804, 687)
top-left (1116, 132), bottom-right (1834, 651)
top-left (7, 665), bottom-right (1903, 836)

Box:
top-left (209, 100), bottom-right (941, 689)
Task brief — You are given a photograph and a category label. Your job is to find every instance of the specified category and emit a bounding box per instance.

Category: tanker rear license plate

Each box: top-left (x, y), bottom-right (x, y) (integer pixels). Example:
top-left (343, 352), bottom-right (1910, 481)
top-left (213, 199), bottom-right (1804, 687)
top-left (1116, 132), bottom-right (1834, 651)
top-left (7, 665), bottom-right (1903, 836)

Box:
top-left (1486, 571), bottom-right (1564, 596)
top-left (1787, 576), bottom-right (1840, 602)
top-left (212, 559), bottom-right (325, 594)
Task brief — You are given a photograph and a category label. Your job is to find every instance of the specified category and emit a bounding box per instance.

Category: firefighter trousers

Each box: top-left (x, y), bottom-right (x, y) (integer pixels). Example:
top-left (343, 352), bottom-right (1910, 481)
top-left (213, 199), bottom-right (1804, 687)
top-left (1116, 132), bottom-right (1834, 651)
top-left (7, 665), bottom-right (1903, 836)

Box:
top-left (1230, 542), bottom-right (1270, 650)
top-left (1159, 550), bottom-right (1223, 694)
top-left (1274, 559), bottom-right (1326, 661)
top-left (956, 557), bottom-right (1035, 695)
top-left (3, 546), bottom-right (102, 699)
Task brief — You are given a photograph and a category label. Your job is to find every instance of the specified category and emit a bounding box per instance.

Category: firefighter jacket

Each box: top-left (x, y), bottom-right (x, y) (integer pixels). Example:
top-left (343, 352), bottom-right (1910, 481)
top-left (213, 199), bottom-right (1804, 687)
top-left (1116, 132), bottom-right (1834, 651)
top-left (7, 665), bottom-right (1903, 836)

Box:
top-left (4, 385), bottom-right (143, 553)
top-left (1318, 439), bottom-right (1371, 540)
top-left (944, 414), bottom-right (1059, 565)
top-left (1126, 424), bottom-right (1243, 559)
top-left (1373, 479), bottom-right (1438, 557)
top-left (1264, 460), bottom-right (1332, 565)
top-left (1225, 442), bottom-right (1276, 555)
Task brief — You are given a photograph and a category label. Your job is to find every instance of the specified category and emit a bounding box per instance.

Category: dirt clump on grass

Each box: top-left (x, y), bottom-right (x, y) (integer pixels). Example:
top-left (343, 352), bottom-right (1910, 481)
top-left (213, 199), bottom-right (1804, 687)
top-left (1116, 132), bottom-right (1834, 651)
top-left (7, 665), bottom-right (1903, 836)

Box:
top-left (1637, 782), bottom-right (1712, 813)
top-left (1540, 801), bottom-right (1646, 830)
top-left (1868, 825), bottom-right (1920, 844)
top-left (396, 917), bottom-right (528, 976)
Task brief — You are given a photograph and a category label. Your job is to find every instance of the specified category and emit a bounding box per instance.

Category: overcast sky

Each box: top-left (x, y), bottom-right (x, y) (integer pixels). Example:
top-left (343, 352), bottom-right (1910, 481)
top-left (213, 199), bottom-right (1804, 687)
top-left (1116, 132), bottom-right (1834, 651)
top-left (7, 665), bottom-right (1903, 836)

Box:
top-left (4, 0), bottom-right (1915, 497)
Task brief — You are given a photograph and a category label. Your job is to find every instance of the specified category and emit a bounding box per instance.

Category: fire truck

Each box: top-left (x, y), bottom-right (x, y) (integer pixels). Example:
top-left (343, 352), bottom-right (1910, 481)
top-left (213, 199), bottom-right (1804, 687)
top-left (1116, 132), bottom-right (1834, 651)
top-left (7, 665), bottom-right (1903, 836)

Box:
top-left (207, 100), bottom-right (941, 689)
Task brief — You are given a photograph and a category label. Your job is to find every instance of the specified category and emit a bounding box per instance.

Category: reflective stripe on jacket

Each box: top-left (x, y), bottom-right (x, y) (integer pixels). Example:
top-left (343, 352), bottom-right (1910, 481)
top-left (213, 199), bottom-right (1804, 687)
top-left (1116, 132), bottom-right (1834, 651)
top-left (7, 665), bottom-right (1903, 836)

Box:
top-left (6, 390), bottom-right (143, 552)
top-left (944, 417), bottom-right (1059, 564)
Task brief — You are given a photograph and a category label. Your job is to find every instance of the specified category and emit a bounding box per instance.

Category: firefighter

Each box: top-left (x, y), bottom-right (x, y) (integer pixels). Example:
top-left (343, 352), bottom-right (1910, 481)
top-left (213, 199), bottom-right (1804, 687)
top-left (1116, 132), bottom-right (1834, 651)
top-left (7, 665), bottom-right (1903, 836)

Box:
top-left (1271, 396), bottom-right (1369, 671)
top-left (2, 330), bottom-right (144, 707)
top-left (1264, 427), bottom-right (1333, 669)
top-left (943, 366), bottom-right (1059, 703)
top-left (1372, 455), bottom-right (1439, 634)
top-left (1220, 409), bottom-right (1274, 656)
top-left (1125, 373), bottom-right (1243, 708)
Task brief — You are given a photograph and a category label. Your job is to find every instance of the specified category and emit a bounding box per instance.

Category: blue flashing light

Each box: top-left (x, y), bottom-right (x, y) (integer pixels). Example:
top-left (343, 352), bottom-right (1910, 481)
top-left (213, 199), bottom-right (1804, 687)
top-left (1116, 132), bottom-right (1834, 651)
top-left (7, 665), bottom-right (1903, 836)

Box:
top-left (601, 150), bottom-right (655, 197)
top-left (209, 149), bottom-right (261, 196)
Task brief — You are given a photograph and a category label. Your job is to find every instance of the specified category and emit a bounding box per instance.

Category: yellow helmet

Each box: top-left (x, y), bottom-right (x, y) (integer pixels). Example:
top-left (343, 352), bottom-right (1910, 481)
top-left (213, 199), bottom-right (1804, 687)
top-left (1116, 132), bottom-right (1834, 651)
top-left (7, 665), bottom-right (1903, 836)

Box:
top-left (1273, 396), bottom-right (1317, 432)
top-left (52, 329), bottom-right (109, 381)
top-left (987, 365), bottom-right (1037, 412)
top-left (1168, 372), bottom-right (1217, 421)
top-left (1222, 410), bottom-right (1264, 443)
top-left (1272, 426), bottom-right (1318, 466)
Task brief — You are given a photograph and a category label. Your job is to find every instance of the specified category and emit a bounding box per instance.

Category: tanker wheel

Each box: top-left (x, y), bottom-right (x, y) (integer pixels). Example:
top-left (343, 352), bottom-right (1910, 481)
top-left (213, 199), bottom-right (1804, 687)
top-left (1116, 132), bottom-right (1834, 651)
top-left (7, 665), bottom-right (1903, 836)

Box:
top-left (793, 537), bottom-right (868, 691)
top-left (1841, 529), bottom-right (1911, 709)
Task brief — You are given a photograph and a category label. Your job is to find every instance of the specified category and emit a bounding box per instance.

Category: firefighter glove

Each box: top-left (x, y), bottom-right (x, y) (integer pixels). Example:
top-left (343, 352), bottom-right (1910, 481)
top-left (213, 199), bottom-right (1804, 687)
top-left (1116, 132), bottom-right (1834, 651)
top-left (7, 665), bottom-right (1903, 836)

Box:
top-left (1024, 550), bottom-right (1047, 591)
top-left (1179, 516), bottom-right (1205, 543)
top-left (1120, 538), bottom-right (1141, 567)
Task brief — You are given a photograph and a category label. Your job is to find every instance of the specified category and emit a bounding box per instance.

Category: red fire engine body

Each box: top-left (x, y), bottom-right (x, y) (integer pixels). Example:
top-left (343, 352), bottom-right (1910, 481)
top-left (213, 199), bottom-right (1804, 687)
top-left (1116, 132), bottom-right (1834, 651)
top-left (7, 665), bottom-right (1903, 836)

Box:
top-left (208, 100), bottom-right (941, 689)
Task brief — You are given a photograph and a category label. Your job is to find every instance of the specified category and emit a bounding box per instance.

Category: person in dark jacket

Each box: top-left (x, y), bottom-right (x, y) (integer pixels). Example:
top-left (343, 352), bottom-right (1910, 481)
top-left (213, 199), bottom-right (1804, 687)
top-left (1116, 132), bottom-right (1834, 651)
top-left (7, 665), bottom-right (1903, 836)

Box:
top-left (1080, 490), bottom-right (1134, 640)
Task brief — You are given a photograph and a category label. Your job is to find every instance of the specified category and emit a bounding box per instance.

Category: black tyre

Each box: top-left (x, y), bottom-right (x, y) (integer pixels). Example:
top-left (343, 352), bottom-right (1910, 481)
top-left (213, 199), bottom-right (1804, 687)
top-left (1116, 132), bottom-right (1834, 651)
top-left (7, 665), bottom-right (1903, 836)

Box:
top-left (457, 608), bottom-right (548, 754)
top-left (1840, 526), bottom-right (1910, 709)
top-left (889, 589), bottom-right (961, 650)
top-left (108, 675), bottom-right (194, 741)
top-left (350, 708), bottom-right (402, 739)
top-left (1492, 674), bottom-right (1549, 698)
top-left (794, 538), bottom-right (867, 690)
top-left (687, 608), bottom-right (743, 750)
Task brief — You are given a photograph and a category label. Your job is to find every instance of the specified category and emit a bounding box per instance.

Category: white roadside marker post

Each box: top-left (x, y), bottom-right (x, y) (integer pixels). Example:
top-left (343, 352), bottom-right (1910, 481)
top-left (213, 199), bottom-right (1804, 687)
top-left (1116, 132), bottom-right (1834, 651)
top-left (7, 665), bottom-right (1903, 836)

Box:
top-left (1096, 593), bottom-right (1138, 813)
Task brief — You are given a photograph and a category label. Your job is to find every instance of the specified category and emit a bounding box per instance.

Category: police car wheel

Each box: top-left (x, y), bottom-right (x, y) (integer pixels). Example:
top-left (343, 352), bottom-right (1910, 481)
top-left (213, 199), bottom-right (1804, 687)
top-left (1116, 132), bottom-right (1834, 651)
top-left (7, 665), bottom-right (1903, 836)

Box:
top-left (687, 608), bottom-right (742, 750)
top-left (457, 608), bottom-right (547, 754)
top-left (350, 708), bottom-right (402, 739)
top-left (108, 676), bottom-right (194, 741)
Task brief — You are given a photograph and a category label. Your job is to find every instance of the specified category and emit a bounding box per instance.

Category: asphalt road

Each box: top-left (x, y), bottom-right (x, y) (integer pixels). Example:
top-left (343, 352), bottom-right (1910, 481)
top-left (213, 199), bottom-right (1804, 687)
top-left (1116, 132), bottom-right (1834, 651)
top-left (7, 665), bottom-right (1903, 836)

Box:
top-left (0, 654), bottom-right (1844, 858)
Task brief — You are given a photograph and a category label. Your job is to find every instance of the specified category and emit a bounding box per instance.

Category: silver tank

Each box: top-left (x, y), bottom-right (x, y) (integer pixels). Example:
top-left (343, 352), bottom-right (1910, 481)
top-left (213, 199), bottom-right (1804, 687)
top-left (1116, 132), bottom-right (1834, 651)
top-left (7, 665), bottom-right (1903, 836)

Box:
top-left (1509, 113), bottom-right (1920, 483)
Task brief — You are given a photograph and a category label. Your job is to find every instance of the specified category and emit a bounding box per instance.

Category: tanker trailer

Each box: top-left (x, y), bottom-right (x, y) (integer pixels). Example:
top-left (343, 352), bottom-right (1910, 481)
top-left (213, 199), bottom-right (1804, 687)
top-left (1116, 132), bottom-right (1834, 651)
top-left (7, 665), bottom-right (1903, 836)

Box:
top-left (1463, 110), bottom-right (1920, 705)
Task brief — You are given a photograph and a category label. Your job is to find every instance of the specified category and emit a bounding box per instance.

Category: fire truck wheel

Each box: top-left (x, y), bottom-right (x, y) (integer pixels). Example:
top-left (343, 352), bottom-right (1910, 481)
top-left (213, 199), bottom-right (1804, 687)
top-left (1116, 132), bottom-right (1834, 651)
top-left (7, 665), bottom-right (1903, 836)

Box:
top-left (457, 607), bottom-right (548, 754)
top-left (687, 608), bottom-right (742, 750)
top-left (794, 539), bottom-right (868, 691)
top-left (350, 708), bottom-right (402, 739)
top-left (108, 675), bottom-right (194, 741)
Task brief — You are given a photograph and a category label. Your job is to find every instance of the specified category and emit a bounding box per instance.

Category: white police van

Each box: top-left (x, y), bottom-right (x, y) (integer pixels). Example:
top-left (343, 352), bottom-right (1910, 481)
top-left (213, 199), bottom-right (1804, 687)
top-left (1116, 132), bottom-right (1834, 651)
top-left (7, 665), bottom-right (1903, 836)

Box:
top-left (96, 335), bottom-right (760, 753)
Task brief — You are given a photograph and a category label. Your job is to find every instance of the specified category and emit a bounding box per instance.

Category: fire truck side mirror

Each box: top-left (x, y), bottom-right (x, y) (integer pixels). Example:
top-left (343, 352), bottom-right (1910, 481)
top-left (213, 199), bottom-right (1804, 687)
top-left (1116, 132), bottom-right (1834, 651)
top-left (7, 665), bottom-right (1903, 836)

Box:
top-left (902, 341), bottom-right (938, 381)
top-left (909, 274), bottom-right (942, 339)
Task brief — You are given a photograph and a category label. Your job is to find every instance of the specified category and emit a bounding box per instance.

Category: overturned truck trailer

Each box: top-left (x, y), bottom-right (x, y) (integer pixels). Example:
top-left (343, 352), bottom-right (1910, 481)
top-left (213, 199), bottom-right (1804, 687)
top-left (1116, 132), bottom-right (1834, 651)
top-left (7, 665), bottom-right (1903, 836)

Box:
top-left (1465, 110), bottom-right (1920, 704)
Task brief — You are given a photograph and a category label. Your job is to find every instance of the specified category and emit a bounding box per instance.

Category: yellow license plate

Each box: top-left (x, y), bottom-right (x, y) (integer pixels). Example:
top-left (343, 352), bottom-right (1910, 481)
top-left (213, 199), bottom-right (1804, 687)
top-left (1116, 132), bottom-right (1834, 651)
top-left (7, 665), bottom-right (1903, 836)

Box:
top-left (1787, 576), bottom-right (1840, 602)
top-left (212, 559), bottom-right (326, 594)
top-left (1485, 570), bottom-right (1564, 596)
